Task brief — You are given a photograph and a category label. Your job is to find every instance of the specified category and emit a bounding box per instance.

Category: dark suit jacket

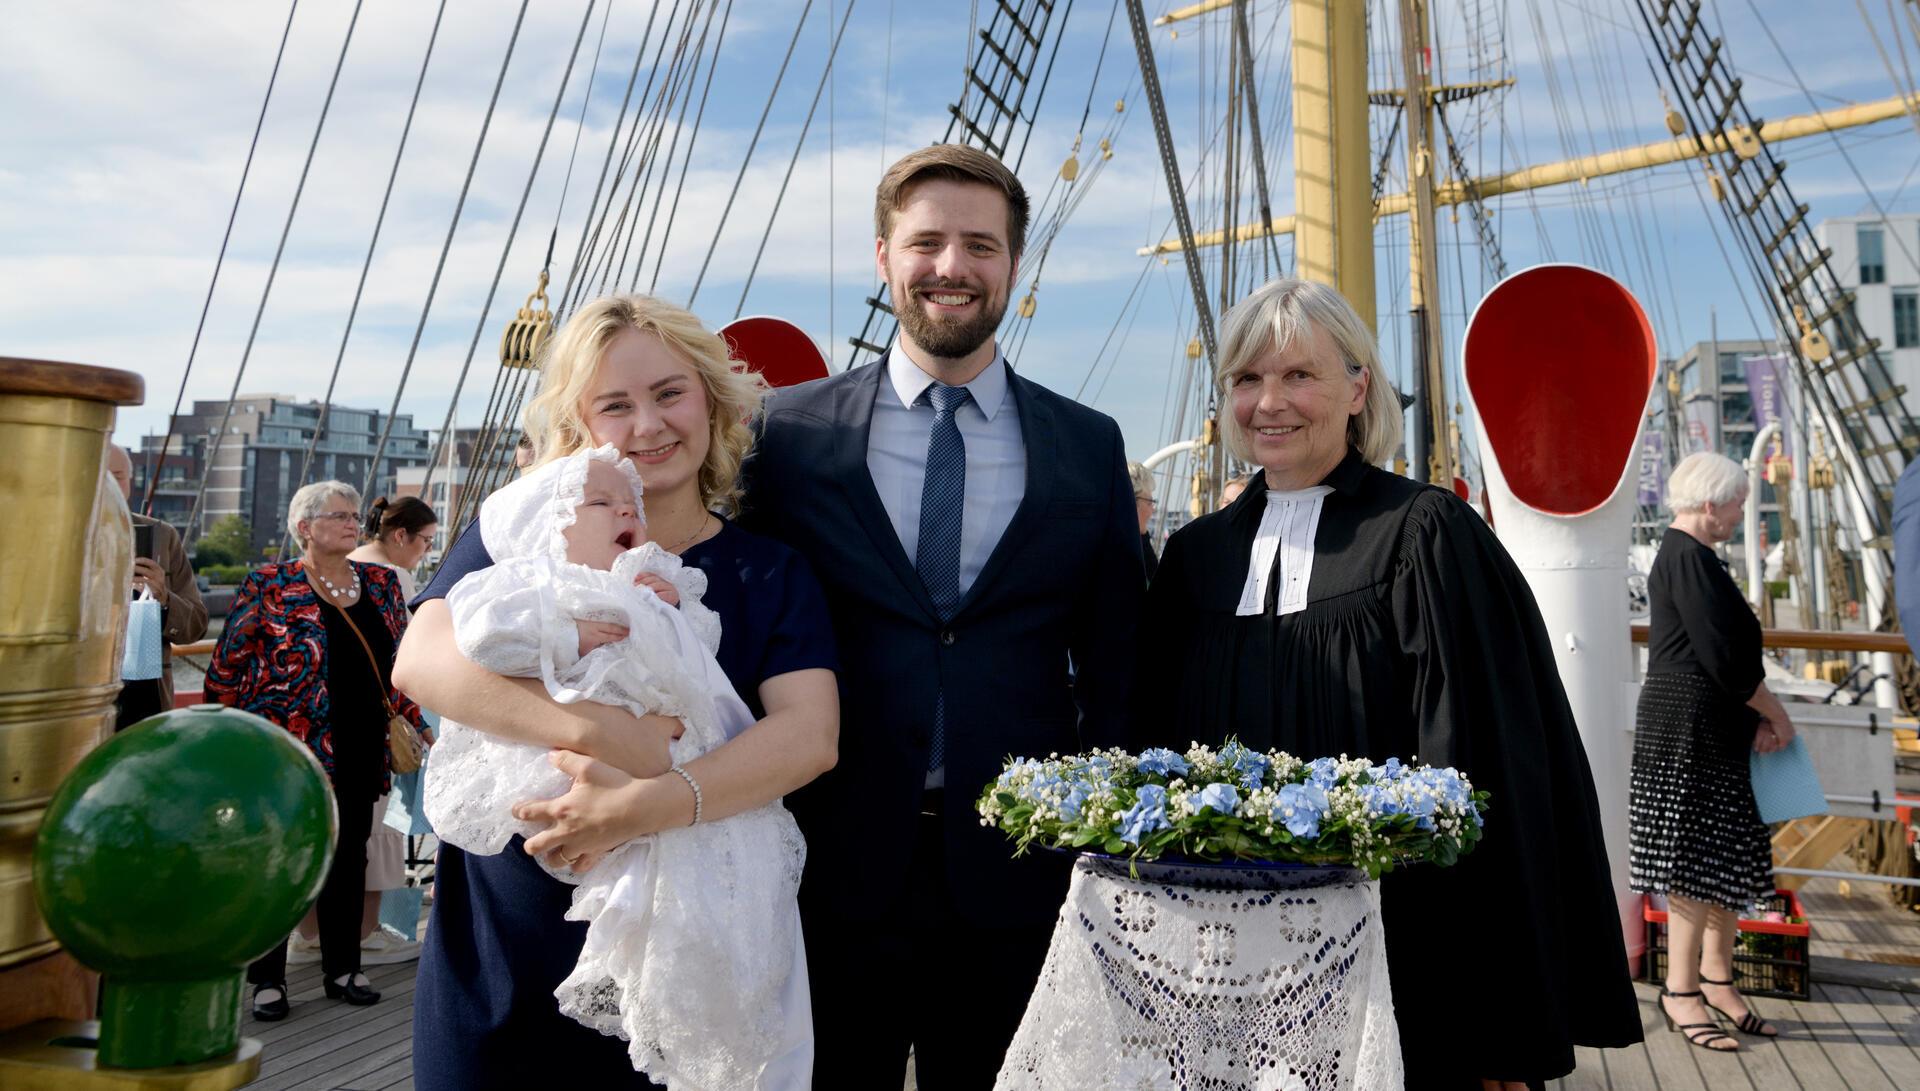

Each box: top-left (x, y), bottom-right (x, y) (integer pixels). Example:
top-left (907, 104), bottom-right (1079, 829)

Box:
top-left (740, 355), bottom-right (1142, 927)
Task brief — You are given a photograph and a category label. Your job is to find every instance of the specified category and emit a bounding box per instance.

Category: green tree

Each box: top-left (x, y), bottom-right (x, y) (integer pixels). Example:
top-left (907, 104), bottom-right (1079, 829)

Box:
top-left (194, 515), bottom-right (253, 568)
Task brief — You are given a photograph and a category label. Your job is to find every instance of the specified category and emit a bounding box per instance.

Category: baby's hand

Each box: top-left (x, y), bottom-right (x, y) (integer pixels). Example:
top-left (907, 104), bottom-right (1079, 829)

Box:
top-left (635, 572), bottom-right (680, 608)
top-left (576, 620), bottom-right (629, 657)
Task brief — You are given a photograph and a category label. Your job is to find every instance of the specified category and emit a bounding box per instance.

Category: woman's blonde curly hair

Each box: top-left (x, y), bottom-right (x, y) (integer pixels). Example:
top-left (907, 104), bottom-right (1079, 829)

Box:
top-left (522, 294), bottom-right (768, 515)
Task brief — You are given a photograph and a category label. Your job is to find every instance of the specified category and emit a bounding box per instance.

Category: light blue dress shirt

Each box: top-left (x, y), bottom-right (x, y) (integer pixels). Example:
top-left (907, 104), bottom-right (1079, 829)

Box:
top-left (866, 350), bottom-right (1027, 600)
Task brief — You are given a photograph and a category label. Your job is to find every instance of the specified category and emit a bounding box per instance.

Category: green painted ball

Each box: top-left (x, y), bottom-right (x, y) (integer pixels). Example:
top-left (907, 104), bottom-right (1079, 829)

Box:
top-left (33, 704), bottom-right (337, 974)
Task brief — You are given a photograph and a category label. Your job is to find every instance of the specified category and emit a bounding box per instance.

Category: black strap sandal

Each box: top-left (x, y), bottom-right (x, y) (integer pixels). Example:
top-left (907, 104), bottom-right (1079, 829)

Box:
top-left (1660, 988), bottom-right (1737, 1052)
top-left (251, 982), bottom-right (290, 1022)
top-left (1699, 976), bottom-right (1780, 1037)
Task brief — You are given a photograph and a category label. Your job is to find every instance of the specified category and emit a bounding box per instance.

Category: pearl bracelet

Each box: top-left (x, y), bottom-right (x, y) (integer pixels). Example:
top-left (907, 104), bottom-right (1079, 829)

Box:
top-left (669, 764), bottom-right (703, 826)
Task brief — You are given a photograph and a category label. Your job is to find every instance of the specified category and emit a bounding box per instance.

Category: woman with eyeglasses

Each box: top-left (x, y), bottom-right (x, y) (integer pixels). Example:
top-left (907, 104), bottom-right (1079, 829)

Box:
top-left (349, 496), bottom-right (439, 600)
top-left (205, 480), bottom-right (429, 1022)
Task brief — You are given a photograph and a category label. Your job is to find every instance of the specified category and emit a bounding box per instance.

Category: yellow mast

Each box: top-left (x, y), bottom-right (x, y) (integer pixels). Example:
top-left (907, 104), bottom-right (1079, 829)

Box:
top-left (1398, 0), bottom-right (1452, 486)
top-left (1290, 0), bottom-right (1375, 331)
top-left (1143, 92), bottom-right (1920, 255)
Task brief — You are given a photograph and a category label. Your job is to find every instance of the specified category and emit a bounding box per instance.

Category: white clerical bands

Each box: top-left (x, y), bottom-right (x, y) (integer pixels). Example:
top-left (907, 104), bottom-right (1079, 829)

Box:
top-left (669, 764), bottom-right (704, 827)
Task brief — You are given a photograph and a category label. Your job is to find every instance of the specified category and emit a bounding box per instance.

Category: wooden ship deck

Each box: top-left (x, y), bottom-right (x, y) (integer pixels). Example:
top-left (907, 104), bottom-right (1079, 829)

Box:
top-left (235, 870), bottom-right (1919, 1090)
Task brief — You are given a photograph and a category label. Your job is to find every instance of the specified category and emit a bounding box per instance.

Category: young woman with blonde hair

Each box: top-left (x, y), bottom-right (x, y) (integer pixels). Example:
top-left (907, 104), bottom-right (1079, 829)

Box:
top-left (395, 293), bottom-right (839, 1089)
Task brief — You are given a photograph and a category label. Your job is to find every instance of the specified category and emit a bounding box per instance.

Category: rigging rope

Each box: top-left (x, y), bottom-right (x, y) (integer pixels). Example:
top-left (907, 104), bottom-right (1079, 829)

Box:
top-left (356, 0), bottom-right (534, 502)
top-left (282, 0), bottom-right (449, 558)
top-left (686, 0), bottom-right (818, 309)
top-left (142, 0), bottom-right (299, 516)
top-left (628, 0), bottom-right (729, 292)
top-left (415, 0), bottom-right (602, 525)
top-left (181, 0), bottom-right (365, 546)
top-left (554, 0), bottom-right (667, 317)
top-left (649, 0), bottom-right (736, 292)
top-left (734, 0), bottom-right (860, 320)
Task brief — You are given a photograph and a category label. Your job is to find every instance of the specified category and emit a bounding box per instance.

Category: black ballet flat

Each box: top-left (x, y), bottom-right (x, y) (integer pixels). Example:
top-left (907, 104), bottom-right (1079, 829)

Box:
top-left (324, 975), bottom-right (381, 1006)
top-left (1699, 976), bottom-right (1779, 1037)
top-left (1659, 988), bottom-right (1737, 1052)
top-left (251, 982), bottom-right (290, 1022)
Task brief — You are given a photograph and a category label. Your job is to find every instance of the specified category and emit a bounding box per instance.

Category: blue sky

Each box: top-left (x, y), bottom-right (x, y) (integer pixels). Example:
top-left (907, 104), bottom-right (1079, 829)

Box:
top-left (3, 0), bottom-right (1910, 473)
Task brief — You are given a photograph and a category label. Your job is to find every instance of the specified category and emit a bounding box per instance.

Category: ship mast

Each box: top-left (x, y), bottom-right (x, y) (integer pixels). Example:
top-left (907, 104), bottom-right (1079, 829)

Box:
top-left (1397, 0), bottom-right (1453, 487)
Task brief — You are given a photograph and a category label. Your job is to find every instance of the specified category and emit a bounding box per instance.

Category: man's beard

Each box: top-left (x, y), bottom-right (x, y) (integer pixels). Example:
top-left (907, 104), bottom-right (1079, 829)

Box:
top-left (894, 278), bottom-right (1008, 360)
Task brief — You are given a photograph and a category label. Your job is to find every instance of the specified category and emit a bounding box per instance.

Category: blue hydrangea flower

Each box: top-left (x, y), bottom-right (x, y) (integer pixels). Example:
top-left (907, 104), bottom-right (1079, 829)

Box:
top-left (1136, 748), bottom-right (1190, 778)
top-left (1221, 741), bottom-right (1271, 791)
top-left (1358, 783), bottom-right (1403, 819)
top-left (1193, 782), bottom-right (1240, 815)
top-left (1377, 757), bottom-right (1406, 782)
top-left (1304, 757), bottom-right (1341, 790)
top-left (1118, 785), bottom-right (1171, 845)
top-left (1058, 783), bottom-right (1091, 822)
top-left (1271, 783), bottom-right (1329, 839)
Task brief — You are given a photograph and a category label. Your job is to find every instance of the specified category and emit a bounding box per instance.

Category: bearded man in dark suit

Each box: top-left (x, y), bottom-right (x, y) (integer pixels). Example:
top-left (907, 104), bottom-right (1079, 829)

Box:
top-left (740, 144), bottom-right (1143, 1090)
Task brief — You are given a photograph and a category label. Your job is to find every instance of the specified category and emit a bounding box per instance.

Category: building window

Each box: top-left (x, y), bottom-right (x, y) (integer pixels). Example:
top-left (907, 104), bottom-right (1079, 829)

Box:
top-left (1898, 290), bottom-right (1920, 348)
top-left (1860, 226), bottom-right (1886, 284)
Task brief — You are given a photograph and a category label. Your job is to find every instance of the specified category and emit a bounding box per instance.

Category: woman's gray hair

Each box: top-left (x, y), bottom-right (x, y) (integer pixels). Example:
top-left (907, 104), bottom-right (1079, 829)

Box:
top-left (1666, 451), bottom-right (1747, 513)
top-left (287, 480), bottom-right (362, 546)
top-left (1127, 461), bottom-right (1154, 500)
top-left (1215, 278), bottom-right (1404, 465)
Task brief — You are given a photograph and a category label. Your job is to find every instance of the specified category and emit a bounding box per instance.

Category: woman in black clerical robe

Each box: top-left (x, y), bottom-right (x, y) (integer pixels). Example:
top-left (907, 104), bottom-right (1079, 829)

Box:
top-left (1132, 278), bottom-right (1643, 1090)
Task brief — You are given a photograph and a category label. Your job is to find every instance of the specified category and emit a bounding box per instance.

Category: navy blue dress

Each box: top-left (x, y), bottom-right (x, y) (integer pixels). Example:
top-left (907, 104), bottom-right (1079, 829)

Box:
top-left (410, 516), bottom-right (836, 1090)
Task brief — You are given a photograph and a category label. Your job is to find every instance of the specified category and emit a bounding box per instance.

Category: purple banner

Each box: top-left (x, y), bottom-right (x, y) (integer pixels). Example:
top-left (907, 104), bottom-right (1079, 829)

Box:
top-left (1743, 354), bottom-right (1793, 460)
top-left (1638, 429), bottom-right (1665, 506)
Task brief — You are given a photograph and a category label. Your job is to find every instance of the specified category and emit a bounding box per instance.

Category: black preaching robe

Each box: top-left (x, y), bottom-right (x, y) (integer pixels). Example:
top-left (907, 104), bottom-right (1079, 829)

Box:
top-left (1133, 449), bottom-right (1642, 1087)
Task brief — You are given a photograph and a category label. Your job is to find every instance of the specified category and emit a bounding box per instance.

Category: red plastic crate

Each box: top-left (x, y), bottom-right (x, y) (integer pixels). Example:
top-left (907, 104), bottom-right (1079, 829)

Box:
top-left (1639, 890), bottom-right (1811, 1001)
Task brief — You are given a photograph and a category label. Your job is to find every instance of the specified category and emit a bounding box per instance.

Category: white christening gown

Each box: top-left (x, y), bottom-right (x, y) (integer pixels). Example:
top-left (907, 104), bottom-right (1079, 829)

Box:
top-left (423, 448), bottom-right (811, 1090)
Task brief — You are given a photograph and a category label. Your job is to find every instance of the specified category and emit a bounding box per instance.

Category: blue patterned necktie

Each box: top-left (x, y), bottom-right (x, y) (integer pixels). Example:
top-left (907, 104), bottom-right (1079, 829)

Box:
top-left (915, 381), bottom-right (971, 772)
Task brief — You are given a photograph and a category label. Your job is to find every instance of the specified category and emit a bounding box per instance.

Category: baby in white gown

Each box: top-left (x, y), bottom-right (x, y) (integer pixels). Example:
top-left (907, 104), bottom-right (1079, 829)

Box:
top-left (423, 444), bottom-right (811, 1091)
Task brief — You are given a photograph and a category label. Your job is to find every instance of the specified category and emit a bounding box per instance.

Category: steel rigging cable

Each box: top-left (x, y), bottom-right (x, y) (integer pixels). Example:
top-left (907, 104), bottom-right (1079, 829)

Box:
top-left (182, 0), bottom-right (366, 546)
top-left (143, 0), bottom-right (299, 516)
top-left (403, 1), bottom-right (605, 524)
top-left (282, 0), bottom-right (449, 559)
top-left (428, 0), bottom-right (617, 537)
top-left (734, 0), bottom-right (860, 320)
top-left (686, 0), bottom-right (818, 309)
top-left (357, 0), bottom-right (537, 502)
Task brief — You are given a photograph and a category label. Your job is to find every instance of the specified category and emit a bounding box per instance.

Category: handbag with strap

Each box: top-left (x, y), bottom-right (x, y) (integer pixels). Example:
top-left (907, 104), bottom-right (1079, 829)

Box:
top-left (331, 592), bottom-right (426, 775)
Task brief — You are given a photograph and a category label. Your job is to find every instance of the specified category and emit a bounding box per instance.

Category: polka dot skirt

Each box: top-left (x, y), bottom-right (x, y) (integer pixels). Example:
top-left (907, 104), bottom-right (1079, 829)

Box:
top-left (1629, 672), bottom-right (1774, 914)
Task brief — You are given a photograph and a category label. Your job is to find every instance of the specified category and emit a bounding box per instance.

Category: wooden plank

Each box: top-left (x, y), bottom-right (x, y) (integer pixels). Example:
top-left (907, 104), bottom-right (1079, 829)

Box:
top-left (246, 964), bottom-right (419, 1052)
top-left (1815, 982), bottom-right (1920, 1080)
top-left (1634, 986), bottom-right (1720, 1091)
top-left (1855, 986), bottom-right (1920, 1049)
top-left (1558, 1045), bottom-right (1613, 1089)
top-left (248, 1003), bottom-right (414, 1087)
top-left (1596, 1020), bottom-right (1662, 1089)
top-left (1775, 987), bottom-right (1896, 1090)
top-left (340, 1052), bottom-right (414, 1091)
top-left (282, 1021), bottom-right (414, 1090)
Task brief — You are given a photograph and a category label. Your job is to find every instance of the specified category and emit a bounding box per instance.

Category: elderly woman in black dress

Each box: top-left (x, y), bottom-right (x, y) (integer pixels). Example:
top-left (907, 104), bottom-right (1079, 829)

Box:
top-left (1133, 277), bottom-right (1641, 1089)
top-left (1631, 450), bottom-right (1792, 1051)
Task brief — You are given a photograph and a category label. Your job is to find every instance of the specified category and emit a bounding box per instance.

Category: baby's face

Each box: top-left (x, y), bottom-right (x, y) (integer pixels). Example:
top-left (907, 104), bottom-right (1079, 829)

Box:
top-left (563, 459), bottom-right (646, 570)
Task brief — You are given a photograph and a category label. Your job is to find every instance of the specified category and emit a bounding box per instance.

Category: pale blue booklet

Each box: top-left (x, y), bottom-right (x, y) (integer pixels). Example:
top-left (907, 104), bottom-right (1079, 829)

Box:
top-left (1750, 734), bottom-right (1826, 824)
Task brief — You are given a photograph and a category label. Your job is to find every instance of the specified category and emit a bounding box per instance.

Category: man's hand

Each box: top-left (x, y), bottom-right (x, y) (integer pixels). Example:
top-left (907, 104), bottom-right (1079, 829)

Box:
top-left (634, 572), bottom-right (680, 607)
top-left (576, 620), bottom-right (628, 658)
top-left (132, 558), bottom-right (169, 605)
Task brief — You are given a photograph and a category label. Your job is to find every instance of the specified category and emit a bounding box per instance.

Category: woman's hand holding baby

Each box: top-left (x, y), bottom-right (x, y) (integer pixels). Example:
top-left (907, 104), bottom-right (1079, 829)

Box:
top-left (570, 700), bottom-right (684, 779)
top-left (516, 750), bottom-right (699, 874)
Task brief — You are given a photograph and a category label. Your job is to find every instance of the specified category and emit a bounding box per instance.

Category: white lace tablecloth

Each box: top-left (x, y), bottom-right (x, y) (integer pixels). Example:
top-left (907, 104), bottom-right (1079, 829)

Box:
top-left (996, 857), bottom-right (1402, 1091)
